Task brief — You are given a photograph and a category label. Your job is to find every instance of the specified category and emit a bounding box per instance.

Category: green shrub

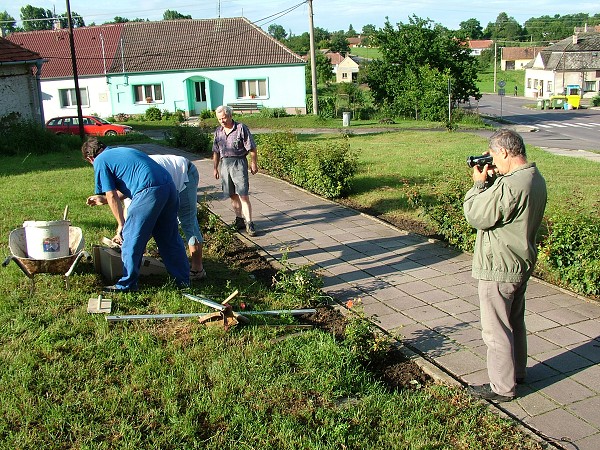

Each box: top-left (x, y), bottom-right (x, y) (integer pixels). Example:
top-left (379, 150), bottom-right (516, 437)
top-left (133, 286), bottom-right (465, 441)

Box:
top-left (257, 132), bottom-right (357, 199)
top-left (199, 109), bottom-right (214, 120)
top-left (541, 212), bottom-right (600, 295)
top-left (145, 107), bottom-right (162, 121)
top-left (257, 107), bottom-right (288, 118)
top-left (0, 113), bottom-right (78, 156)
top-left (306, 95), bottom-right (336, 118)
top-left (165, 125), bottom-right (211, 153)
top-left (421, 178), bottom-right (477, 252)
top-left (293, 138), bottom-right (357, 198)
top-left (255, 132), bottom-right (298, 178)
top-left (591, 94), bottom-right (600, 107)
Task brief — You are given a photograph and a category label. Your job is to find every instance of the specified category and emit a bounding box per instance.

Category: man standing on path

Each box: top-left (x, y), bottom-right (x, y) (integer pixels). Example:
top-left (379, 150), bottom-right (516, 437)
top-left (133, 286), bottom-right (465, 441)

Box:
top-left (463, 129), bottom-right (547, 402)
top-left (212, 105), bottom-right (258, 236)
top-left (87, 154), bottom-right (206, 281)
top-left (82, 138), bottom-right (190, 292)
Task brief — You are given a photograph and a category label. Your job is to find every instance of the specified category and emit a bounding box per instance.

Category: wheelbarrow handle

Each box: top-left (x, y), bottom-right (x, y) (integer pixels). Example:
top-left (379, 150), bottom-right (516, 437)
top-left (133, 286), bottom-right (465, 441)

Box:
top-left (2, 255), bottom-right (13, 267)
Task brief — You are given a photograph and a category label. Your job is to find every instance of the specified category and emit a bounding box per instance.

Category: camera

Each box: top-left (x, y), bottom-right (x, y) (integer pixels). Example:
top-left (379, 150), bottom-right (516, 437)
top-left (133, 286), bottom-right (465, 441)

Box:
top-left (466, 155), bottom-right (493, 168)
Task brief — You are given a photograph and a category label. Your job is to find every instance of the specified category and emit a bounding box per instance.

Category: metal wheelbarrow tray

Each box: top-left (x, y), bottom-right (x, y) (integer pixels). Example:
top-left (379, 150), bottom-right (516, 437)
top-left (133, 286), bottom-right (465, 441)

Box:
top-left (3, 226), bottom-right (85, 293)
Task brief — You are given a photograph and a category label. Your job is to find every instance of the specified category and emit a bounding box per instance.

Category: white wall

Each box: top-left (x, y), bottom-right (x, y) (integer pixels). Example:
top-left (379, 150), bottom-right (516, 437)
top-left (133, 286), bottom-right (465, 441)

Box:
top-left (40, 76), bottom-right (113, 120)
top-left (0, 65), bottom-right (40, 122)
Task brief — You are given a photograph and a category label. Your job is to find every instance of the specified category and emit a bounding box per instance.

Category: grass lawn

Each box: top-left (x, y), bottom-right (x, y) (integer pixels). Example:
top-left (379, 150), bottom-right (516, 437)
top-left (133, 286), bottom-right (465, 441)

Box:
top-left (0, 144), bottom-right (544, 449)
top-left (293, 129), bottom-right (599, 224)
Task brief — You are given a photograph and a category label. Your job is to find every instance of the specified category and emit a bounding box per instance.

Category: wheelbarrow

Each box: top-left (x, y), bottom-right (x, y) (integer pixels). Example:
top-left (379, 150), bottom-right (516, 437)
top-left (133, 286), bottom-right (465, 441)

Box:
top-left (3, 226), bottom-right (85, 294)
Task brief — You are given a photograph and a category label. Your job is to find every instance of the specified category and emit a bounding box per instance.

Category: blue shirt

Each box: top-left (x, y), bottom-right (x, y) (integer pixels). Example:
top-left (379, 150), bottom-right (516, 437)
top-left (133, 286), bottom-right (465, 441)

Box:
top-left (93, 147), bottom-right (171, 198)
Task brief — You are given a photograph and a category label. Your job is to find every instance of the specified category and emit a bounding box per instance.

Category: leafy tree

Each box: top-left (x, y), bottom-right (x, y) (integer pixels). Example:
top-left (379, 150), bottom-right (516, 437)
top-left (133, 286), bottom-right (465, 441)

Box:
top-left (268, 24), bottom-right (287, 41)
top-left (366, 16), bottom-right (480, 121)
top-left (58, 12), bottom-right (85, 28)
top-left (20, 5), bottom-right (53, 31)
top-left (305, 52), bottom-right (334, 89)
top-left (313, 27), bottom-right (330, 44)
top-left (107, 16), bottom-right (146, 24)
top-left (0, 11), bottom-right (16, 34)
top-left (346, 24), bottom-right (357, 37)
top-left (362, 24), bottom-right (377, 35)
top-left (524, 13), bottom-right (596, 42)
top-left (163, 10), bottom-right (192, 20)
top-left (458, 18), bottom-right (483, 39)
top-left (329, 32), bottom-right (350, 54)
top-left (483, 12), bottom-right (524, 42)
top-left (286, 32), bottom-right (310, 54)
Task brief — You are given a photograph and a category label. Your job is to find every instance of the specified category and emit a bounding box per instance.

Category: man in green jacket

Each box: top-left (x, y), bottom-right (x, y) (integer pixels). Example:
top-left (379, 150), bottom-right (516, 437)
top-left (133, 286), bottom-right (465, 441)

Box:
top-left (463, 129), bottom-right (547, 402)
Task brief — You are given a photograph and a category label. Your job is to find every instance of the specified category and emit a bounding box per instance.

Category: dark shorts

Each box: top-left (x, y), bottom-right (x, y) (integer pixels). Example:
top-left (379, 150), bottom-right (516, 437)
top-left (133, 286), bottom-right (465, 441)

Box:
top-left (220, 157), bottom-right (249, 197)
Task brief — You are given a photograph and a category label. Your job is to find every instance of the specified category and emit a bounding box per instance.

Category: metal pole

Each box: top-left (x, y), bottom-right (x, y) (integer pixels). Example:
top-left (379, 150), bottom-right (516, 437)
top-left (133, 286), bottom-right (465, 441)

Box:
top-left (493, 42), bottom-right (497, 93)
top-left (307, 0), bottom-right (318, 115)
top-left (65, 0), bottom-right (84, 140)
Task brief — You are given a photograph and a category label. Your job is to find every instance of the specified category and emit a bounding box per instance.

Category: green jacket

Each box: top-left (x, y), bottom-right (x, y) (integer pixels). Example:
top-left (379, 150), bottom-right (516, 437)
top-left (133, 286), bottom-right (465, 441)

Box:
top-left (463, 163), bottom-right (547, 283)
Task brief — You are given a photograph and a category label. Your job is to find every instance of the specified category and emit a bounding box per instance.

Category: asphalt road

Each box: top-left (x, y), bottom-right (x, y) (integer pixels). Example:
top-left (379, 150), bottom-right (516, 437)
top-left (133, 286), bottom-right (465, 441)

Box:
top-left (473, 94), bottom-right (600, 152)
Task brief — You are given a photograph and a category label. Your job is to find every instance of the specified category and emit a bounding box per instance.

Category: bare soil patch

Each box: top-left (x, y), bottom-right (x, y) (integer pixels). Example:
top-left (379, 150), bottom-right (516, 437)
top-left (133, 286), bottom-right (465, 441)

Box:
top-left (221, 234), bottom-right (432, 390)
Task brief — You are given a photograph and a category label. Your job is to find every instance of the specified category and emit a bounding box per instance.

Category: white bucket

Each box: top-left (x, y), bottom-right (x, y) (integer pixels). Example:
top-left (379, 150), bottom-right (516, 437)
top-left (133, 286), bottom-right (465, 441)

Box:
top-left (22, 220), bottom-right (70, 260)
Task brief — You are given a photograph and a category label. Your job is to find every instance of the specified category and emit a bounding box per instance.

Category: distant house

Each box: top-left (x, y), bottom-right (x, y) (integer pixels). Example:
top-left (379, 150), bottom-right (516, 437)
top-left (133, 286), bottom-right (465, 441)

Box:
top-left (502, 47), bottom-right (545, 70)
top-left (336, 55), bottom-right (360, 83)
top-left (467, 39), bottom-right (494, 56)
top-left (524, 32), bottom-right (600, 99)
top-left (0, 37), bottom-right (45, 123)
top-left (7, 18), bottom-right (306, 119)
top-left (347, 37), bottom-right (363, 48)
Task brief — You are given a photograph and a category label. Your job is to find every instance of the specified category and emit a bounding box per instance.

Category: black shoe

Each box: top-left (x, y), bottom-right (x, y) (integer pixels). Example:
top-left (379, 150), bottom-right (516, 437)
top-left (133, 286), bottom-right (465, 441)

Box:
top-left (246, 221), bottom-right (256, 237)
top-left (103, 285), bottom-right (137, 293)
top-left (234, 216), bottom-right (245, 230)
top-left (468, 384), bottom-right (514, 403)
top-left (516, 377), bottom-right (525, 384)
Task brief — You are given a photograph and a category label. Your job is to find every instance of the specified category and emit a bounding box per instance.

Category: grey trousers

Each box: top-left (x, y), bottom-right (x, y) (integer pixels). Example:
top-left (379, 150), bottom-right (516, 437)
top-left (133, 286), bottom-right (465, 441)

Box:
top-left (478, 279), bottom-right (528, 397)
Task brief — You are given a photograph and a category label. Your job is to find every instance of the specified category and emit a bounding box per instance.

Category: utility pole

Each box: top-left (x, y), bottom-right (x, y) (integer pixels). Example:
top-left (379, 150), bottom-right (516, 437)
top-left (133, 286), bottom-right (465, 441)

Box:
top-left (307, 0), bottom-right (318, 115)
top-left (493, 42), bottom-right (497, 93)
top-left (66, 0), bottom-right (84, 139)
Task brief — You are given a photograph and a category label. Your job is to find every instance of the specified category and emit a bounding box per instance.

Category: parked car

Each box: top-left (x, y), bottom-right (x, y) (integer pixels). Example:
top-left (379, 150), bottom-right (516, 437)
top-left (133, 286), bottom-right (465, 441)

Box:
top-left (45, 116), bottom-right (133, 136)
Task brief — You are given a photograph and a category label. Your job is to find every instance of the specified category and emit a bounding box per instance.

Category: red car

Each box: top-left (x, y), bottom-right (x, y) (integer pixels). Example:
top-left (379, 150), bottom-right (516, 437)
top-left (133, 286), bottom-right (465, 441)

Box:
top-left (45, 116), bottom-right (133, 136)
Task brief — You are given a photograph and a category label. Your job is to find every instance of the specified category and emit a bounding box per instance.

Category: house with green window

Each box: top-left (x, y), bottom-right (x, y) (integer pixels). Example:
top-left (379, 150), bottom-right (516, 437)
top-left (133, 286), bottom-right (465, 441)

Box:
top-left (7, 18), bottom-right (306, 119)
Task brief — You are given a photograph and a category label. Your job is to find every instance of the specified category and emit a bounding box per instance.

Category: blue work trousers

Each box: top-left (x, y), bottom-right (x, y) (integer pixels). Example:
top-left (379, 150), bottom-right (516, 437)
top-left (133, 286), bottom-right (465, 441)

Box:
top-left (116, 182), bottom-right (189, 290)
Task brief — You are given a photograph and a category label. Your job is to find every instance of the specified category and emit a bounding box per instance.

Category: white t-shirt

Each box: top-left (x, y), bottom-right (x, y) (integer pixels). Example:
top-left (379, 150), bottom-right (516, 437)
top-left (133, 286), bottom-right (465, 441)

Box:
top-left (149, 154), bottom-right (189, 193)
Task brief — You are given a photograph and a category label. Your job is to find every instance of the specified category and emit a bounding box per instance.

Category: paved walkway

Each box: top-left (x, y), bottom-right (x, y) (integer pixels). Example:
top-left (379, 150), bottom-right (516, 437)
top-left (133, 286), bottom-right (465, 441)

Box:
top-left (135, 143), bottom-right (600, 450)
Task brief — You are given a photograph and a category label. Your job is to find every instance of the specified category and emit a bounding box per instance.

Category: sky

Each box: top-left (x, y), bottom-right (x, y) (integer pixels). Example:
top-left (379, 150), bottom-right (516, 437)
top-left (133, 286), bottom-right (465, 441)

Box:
top-left (2, 0), bottom-right (599, 35)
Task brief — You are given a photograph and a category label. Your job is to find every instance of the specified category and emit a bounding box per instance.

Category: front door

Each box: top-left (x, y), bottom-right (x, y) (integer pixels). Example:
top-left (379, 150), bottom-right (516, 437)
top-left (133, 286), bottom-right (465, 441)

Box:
top-left (194, 81), bottom-right (207, 115)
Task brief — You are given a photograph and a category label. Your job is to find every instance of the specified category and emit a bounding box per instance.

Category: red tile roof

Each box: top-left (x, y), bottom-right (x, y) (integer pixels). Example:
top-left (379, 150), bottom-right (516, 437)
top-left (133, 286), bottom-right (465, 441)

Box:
top-left (0, 37), bottom-right (43, 63)
top-left (468, 40), bottom-right (494, 49)
top-left (7, 24), bottom-right (124, 78)
top-left (7, 18), bottom-right (303, 78)
top-left (502, 46), bottom-right (546, 60)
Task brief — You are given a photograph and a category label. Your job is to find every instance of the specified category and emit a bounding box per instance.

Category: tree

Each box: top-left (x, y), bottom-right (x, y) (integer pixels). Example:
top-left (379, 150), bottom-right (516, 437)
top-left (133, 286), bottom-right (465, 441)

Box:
top-left (483, 12), bottom-right (524, 42)
top-left (20, 5), bottom-right (53, 31)
top-left (163, 10), bottom-right (192, 20)
top-left (329, 32), bottom-right (350, 54)
top-left (346, 24), bottom-right (357, 37)
top-left (286, 32), bottom-right (310, 54)
top-left (458, 18), bottom-right (483, 39)
top-left (0, 11), bottom-right (16, 35)
top-left (366, 16), bottom-right (480, 121)
top-left (305, 52), bottom-right (333, 89)
top-left (268, 24), bottom-right (287, 41)
top-left (107, 16), bottom-right (145, 24)
top-left (58, 12), bottom-right (85, 28)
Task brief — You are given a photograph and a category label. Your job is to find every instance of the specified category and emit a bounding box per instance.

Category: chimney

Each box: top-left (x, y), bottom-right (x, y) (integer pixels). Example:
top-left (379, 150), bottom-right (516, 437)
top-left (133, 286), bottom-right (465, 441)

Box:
top-left (573, 34), bottom-right (578, 45)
